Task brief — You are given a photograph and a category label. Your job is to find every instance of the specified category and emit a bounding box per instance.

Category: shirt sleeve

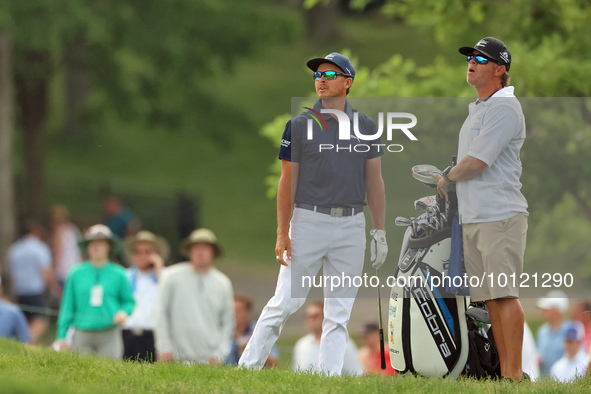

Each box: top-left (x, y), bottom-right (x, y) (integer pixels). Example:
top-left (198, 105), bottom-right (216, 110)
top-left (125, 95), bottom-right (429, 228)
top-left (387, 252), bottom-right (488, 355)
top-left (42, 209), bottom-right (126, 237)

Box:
top-left (56, 271), bottom-right (75, 340)
top-left (214, 279), bottom-right (234, 362)
top-left (278, 120), bottom-right (292, 162)
top-left (154, 273), bottom-right (174, 354)
top-left (467, 104), bottom-right (523, 166)
top-left (14, 309), bottom-right (32, 343)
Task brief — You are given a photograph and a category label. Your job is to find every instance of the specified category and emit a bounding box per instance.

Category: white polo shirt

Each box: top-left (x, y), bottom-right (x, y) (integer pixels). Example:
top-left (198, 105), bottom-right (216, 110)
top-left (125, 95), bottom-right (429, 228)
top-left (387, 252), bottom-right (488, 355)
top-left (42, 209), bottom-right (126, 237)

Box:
top-left (456, 86), bottom-right (528, 224)
top-left (550, 349), bottom-right (589, 382)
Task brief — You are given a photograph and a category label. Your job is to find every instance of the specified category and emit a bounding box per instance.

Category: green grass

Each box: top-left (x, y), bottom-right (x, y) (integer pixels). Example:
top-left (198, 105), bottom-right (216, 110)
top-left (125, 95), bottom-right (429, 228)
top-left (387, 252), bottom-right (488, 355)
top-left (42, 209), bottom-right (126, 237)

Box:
top-left (1, 338), bottom-right (590, 394)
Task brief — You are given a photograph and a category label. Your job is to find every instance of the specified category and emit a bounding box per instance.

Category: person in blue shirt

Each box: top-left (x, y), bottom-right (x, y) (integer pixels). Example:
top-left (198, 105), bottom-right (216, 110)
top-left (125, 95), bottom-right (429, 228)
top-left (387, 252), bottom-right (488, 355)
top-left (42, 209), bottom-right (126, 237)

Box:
top-left (536, 290), bottom-right (570, 376)
top-left (0, 275), bottom-right (31, 343)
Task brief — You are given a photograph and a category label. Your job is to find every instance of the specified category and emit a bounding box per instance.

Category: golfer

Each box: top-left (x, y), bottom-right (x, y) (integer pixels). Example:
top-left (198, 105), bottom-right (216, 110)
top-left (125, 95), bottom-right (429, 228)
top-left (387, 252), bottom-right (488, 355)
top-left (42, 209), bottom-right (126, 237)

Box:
top-left (435, 37), bottom-right (528, 381)
top-left (56, 224), bottom-right (135, 359)
top-left (239, 52), bottom-right (387, 376)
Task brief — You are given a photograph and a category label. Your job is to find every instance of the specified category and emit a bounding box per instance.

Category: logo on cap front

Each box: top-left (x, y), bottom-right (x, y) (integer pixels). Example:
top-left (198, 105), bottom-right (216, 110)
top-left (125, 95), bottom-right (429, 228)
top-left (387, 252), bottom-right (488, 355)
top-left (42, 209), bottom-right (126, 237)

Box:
top-left (476, 39), bottom-right (488, 47)
top-left (325, 54), bottom-right (335, 60)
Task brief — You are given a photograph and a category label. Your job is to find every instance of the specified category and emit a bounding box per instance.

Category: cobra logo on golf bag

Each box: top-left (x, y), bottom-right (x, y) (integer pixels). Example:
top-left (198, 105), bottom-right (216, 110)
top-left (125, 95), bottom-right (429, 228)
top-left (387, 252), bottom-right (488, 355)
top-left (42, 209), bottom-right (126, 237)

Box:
top-left (412, 286), bottom-right (454, 362)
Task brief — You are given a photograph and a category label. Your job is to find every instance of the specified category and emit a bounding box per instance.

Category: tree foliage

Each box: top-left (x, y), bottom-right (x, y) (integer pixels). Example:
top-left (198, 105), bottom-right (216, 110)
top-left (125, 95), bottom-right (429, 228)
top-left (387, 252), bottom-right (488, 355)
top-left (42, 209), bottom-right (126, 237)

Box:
top-left (262, 0), bottom-right (591, 277)
top-left (0, 0), bottom-right (300, 218)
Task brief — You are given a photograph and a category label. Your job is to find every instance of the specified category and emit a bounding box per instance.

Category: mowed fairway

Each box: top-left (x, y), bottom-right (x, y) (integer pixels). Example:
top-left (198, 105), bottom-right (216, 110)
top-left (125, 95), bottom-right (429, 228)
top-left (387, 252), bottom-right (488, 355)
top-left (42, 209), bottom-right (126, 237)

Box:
top-left (1, 339), bottom-right (589, 393)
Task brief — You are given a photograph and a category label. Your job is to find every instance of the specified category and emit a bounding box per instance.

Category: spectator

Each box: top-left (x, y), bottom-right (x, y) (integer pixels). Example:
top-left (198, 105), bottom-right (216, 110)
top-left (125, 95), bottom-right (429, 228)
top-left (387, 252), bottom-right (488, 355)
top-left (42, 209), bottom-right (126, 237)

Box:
top-left (50, 205), bottom-right (82, 288)
top-left (155, 228), bottom-right (233, 364)
top-left (572, 301), bottom-right (591, 355)
top-left (103, 195), bottom-right (141, 239)
top-left (121, 231), bottom-right (168, 362)
top-left (0, 275), bottom-right (31, 343)
top-left (293, 301), bottom-right (363, 376)
top-left (56, 224), bottom-right (135, 359)
top-left (550, 322), bottom-right (589, 382)
top-left (359, 322), bottom-right (397, 376)
top-left (7, 219), bottom-right (58, 345)
top-left (226, 294), bottom-right (279, 367)
top-left (536, 290), bottom-right (570, 376)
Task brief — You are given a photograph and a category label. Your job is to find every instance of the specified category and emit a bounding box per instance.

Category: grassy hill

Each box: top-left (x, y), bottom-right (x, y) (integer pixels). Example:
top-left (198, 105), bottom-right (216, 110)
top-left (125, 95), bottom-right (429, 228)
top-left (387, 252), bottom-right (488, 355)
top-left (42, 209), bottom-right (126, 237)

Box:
top-left (1, 338), bottom-right (589, 393)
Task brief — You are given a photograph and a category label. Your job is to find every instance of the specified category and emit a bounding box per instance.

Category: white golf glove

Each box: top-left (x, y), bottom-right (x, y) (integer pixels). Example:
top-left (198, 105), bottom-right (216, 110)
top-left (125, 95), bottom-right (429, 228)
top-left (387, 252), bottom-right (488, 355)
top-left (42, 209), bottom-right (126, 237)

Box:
top-left (370, 229), bottom-right (388, 270)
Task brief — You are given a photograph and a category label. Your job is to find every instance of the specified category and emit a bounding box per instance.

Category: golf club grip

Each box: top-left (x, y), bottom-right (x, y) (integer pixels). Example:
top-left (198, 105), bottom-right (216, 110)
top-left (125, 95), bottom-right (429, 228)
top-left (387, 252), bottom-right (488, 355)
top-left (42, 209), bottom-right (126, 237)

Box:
top-left (379, 328), bottom-right (386, 370)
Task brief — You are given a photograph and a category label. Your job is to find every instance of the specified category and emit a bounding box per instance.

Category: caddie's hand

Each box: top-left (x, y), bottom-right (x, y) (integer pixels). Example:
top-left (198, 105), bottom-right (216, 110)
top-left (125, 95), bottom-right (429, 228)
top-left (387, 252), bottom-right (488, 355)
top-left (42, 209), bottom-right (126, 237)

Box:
top-left (432, 173), bottom-right (449, 200)
top-left (275, 233), bottom-right (291, 266)
top-left (370, 229), bottom-right (388, 269)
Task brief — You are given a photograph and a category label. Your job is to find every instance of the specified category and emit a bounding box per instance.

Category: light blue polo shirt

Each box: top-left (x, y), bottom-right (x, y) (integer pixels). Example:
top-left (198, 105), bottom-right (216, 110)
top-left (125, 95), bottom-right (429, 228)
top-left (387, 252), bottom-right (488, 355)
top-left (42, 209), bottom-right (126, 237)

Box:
top-left (456, 86), bottom-right (528, 224)
top-left (8, 235), bottom-right (52, 296)
top-left (0, 299), bottom-right (32, 343)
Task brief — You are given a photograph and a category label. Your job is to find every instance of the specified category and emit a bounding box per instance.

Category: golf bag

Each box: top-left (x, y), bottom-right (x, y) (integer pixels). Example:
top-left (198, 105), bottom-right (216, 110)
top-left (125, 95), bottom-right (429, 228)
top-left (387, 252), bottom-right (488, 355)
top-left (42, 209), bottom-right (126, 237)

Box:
top-left (388, 160), bottom-right (501, 378)
top-left (388, 191), bottom-right (469, 378)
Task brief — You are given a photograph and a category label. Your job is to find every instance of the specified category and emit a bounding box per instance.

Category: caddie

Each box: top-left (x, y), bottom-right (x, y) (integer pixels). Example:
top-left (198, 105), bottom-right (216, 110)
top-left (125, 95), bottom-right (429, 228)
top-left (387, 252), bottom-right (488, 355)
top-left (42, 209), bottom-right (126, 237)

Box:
top-left (434, 37), bottom-right (529, 381)
top-left (239, 52), bottom-right (387, 376)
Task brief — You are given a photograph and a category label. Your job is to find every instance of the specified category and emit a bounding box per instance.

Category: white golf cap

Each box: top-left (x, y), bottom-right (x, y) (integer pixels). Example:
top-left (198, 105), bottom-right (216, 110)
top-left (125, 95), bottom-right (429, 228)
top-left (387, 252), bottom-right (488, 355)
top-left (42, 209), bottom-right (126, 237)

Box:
top-left (536, 290), bottom-right (569, 313)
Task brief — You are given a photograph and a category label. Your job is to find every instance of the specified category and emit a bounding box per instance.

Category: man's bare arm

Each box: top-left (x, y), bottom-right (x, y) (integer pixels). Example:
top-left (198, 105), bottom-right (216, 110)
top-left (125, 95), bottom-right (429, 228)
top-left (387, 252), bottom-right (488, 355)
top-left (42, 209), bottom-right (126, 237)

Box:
top-left (435, 155), bottom-right (488, 199)
top-left (366, 157), bottom-right (385, 230)
top-left (276, 160), bottom-right (298, 265)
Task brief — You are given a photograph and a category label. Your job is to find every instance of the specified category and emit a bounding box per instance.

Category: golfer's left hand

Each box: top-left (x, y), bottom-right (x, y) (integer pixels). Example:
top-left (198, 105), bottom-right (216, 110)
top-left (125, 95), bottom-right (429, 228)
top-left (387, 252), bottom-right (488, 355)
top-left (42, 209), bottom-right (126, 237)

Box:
top-left (370, 229), bottom-right (388, 269)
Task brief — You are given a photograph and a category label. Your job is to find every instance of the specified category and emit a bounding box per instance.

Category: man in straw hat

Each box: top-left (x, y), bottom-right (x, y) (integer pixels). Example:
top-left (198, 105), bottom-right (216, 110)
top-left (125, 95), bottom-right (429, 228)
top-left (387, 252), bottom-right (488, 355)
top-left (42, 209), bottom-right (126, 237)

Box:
top-left (56, 224), bottom-right (135, 359)
top-left (122, 230), bottom-right (169, 362)
top-left (154, 228), bottom-right (234, 364)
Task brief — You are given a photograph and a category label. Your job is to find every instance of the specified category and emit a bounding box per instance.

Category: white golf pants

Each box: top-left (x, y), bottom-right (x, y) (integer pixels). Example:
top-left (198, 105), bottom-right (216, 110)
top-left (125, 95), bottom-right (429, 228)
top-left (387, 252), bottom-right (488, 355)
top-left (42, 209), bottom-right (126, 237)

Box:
top-left (239, 207), bottom-right (366, 375)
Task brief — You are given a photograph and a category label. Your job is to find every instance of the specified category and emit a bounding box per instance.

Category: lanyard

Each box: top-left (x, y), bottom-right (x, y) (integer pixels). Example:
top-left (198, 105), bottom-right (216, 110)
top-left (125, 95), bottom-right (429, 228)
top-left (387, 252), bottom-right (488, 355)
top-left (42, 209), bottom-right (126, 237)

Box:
top-left (94, 267), bottom-right (103, 285)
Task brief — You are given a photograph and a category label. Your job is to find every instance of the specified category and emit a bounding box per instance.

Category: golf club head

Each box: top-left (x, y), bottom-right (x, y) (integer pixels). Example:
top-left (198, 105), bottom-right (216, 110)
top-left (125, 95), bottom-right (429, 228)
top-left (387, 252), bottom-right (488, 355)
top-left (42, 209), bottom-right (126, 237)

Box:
top-left (466, 306), bottom-right (491, 324)
top-left (395, 216), bottom-right (412, 227)
top-left (414, 200), bottom-right (429, 212)
top-left (411, 165), bottom-right (442, 188)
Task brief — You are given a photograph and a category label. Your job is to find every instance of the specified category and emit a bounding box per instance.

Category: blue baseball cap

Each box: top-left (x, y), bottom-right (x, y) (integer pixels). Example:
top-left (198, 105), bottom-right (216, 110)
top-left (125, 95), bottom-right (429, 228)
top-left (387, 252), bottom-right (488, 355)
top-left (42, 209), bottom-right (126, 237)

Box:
top-left (565, 321), bottom-right (585, 341)
top-left (307, 52), bottom-right (355, 80)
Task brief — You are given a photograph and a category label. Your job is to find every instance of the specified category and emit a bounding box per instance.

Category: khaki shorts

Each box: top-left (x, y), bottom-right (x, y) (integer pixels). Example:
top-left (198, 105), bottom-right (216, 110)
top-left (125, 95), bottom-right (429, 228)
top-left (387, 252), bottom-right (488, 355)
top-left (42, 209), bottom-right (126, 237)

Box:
top-left (462, 213), bottom-right (528, 301)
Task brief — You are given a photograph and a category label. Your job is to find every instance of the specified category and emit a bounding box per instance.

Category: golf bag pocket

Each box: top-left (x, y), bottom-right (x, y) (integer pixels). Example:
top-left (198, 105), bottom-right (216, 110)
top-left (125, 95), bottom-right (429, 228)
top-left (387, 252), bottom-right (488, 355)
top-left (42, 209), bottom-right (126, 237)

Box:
top-left (388, 237), bottom-right (469, 378)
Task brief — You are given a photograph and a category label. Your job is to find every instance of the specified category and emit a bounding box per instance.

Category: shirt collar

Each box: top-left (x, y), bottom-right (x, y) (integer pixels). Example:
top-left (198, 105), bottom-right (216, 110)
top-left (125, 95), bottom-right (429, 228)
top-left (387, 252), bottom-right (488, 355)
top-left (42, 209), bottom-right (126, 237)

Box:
top-left (313, 98), bottom-right (354, 120)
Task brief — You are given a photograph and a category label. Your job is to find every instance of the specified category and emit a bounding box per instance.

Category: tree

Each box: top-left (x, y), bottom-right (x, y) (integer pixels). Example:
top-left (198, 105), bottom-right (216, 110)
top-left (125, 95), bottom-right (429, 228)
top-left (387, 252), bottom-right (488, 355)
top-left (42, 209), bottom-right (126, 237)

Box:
top-left (0, 30), bottom-right (16, 271)
top-left (262, 0), bottom-right (591, 277)
top-left (0, 0), bottom-right (297, 221)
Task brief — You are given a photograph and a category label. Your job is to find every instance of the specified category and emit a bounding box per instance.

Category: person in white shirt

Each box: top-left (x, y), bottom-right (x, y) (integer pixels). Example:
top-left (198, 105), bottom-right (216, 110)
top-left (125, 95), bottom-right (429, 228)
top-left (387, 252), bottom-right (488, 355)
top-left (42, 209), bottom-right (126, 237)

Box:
top-left (435, 36), bottom-right (528, 381)
top-left (550, 321), bottom-right (589, 382)
top-left (293, 301), bottom-right (363, 376)
top-left (51, 205), bottom-right (82, 288)
top-left (522, 321), bottom-right (540, 381)
top-left (155, 228), bottom-right (233, 364)
top-left (122, 230), bottom-right (168, 362)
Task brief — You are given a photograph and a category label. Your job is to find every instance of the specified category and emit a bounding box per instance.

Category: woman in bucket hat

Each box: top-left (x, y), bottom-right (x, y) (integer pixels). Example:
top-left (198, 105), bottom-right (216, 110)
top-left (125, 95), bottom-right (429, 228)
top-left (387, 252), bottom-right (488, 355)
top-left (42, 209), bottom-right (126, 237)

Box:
top-left (55, 224), bottom-right (135, 359)
top-left (121, 230), bottom-right (169, 362)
